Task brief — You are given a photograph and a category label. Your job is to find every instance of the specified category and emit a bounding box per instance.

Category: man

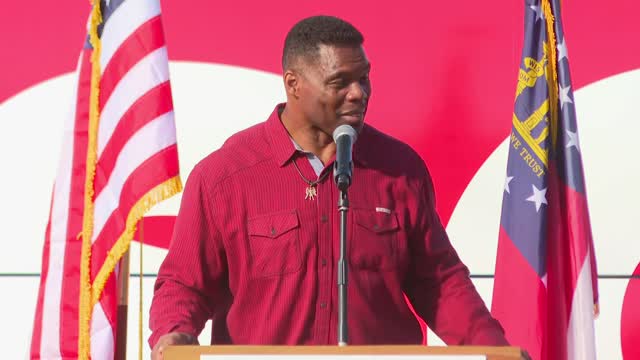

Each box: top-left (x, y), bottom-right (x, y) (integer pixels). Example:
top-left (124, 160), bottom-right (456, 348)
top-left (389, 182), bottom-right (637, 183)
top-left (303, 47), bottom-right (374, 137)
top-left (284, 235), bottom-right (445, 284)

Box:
top-left (149, 15), bottom-right (509, 359)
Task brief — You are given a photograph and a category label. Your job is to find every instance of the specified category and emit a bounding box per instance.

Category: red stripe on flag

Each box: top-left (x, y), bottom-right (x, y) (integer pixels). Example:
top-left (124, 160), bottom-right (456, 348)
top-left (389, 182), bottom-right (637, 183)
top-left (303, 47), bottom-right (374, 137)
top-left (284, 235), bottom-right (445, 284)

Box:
top-left (544, 163), bottom-right (593, 360)
top-left (94, 81), bottom-right (174, 196)
top-left (90, 145), bottom-right (179, 278)
top-left (134, 215), bottom-right (176, 249)
top-left (58, 49), bottom-right (93, 358)
top-left (30, 188), bottom-right (54, 359)
top-left (492, 227), bottom-right (546, 360)
top-left (99, 16), bottom-right (166, 111)
top-left (98, 272), bottom-right (118, 343)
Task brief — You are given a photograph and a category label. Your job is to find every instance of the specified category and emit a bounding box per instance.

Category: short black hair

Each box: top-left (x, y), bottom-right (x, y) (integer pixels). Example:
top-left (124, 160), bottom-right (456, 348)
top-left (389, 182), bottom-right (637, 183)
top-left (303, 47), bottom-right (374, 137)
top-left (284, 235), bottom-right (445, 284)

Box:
top-left (282, 15), bottom-right (364, 70)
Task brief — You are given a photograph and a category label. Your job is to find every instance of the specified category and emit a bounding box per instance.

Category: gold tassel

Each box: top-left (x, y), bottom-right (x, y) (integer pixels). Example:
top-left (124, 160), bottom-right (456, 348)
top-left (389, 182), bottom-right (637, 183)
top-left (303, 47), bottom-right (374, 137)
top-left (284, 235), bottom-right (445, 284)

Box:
top-left (542, 0), bottom-right (560, 150)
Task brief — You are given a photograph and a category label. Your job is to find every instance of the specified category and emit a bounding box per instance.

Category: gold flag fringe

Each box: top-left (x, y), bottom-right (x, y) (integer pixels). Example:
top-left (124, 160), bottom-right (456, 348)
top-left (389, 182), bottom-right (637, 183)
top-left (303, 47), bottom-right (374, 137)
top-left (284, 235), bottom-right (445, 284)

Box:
top-left (78, 1), bottom-right (103, 358)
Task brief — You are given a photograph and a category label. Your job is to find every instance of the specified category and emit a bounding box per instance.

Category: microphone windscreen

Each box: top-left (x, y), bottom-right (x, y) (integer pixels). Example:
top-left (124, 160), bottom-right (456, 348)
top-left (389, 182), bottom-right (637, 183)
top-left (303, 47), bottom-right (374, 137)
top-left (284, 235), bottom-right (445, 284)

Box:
top-left (332, 124), bottom-right (358, 143)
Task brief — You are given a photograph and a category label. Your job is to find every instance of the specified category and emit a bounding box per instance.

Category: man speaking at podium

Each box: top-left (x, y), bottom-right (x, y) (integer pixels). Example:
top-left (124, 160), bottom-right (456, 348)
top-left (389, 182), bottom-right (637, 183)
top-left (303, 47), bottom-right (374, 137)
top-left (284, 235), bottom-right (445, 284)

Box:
top-left (149, 15), bottom-right (508, 360)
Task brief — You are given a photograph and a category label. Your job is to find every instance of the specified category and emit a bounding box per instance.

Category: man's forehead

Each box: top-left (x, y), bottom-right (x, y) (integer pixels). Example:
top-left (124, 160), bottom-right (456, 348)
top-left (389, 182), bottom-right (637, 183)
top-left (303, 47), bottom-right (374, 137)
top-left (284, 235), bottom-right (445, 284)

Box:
top-left (316, 43), bottom-right (366, 58)
top-left (314, 44), bottom-right (369, 69)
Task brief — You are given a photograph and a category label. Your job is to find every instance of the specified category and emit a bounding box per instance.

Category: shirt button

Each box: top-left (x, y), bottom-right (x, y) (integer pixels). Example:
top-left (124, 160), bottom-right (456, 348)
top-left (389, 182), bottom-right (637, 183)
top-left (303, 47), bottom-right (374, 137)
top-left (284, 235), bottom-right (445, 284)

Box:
top-left (321, 258), bottom-right (327, 267)
top-left (320, 302), bottom-right (327, 308)
top-left (321, 214), bottom-right (328, 223)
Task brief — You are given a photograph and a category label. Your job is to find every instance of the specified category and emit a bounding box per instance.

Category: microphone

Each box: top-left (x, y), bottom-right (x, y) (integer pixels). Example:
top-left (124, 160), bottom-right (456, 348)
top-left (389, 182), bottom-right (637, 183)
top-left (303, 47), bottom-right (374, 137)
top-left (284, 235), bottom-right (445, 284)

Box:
top-left (332, 124), bottom-right (358, 191)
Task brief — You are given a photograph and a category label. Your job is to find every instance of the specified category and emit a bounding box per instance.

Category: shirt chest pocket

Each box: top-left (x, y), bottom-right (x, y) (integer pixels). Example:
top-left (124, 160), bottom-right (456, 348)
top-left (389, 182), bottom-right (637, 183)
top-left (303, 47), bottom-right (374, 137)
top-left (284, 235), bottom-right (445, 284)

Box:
top-left (350, 209), bottom-right (400, 271)
top-left (247, 210), bottom-right (302, 278)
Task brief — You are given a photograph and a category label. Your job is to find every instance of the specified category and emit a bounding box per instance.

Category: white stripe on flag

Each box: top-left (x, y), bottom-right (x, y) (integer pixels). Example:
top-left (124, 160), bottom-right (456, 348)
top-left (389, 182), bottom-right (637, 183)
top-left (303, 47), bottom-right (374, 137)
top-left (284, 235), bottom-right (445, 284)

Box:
top-left (100, 0), bottom-right (161, 74)
top-left (40, 59), bottom-right (81, 359)
top-left (92, 111), bottom-right (177, 243)
top-left (426, 327), bottom-right (446, 346)
top-left (98, 46), bottom-right (170, 155)
top-left (567, 249), bottom-right (597, 360)
top-left (90, 302), bottom-right (115, 360)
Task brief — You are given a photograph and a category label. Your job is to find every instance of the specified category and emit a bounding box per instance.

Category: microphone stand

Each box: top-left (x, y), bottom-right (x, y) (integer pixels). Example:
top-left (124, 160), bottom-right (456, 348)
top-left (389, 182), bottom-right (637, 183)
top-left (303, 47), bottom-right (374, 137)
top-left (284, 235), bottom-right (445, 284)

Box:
top-left (337, 188), bottom-right (349, 346)
top-left (332, 124), bottom-right (357, 347)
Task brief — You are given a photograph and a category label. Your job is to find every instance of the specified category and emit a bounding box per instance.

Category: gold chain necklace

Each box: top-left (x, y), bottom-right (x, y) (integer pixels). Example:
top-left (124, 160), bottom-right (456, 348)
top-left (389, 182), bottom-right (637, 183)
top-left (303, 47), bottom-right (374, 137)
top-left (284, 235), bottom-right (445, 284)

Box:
top-left (291, 157), bottom-right (331, 200)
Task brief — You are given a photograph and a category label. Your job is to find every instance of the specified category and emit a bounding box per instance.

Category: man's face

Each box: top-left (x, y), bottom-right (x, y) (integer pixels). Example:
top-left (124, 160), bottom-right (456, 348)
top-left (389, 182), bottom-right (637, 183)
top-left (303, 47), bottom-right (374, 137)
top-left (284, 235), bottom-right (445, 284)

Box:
top-left (296, 44), bottom-right (371, 135)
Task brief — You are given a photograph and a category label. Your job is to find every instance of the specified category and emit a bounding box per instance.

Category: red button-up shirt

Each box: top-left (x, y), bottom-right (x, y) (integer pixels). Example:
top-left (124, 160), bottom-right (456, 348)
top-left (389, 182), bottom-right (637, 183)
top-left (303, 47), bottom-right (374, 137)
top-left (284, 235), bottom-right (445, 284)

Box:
top-left (149, 104), bottom-right (508, 347)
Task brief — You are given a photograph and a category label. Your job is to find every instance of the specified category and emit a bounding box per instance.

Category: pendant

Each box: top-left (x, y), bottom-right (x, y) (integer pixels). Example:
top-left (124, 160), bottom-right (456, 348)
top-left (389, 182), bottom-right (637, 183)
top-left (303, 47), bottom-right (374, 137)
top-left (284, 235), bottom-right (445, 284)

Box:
top-left (305, 185), bottom-right (317, 200)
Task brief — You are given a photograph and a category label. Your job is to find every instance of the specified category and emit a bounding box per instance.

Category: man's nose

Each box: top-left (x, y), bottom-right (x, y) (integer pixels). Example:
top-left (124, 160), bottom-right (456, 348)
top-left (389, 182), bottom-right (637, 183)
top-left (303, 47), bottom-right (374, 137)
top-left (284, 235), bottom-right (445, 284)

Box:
top-left (346, 81), bottom-right (369, 102)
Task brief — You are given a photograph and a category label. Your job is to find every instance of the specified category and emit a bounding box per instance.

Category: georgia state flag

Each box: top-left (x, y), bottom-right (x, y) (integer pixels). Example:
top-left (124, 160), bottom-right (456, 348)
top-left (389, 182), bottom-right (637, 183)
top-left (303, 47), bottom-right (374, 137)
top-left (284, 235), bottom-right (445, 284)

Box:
top-left (0, 1), bottom-right (638, 359)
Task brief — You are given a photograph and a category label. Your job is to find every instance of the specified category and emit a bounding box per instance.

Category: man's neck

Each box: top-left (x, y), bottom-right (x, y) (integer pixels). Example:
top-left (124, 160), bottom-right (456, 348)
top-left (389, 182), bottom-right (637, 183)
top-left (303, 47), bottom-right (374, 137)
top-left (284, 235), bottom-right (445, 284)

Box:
top-left (281, 106), bottom-right (336, 165)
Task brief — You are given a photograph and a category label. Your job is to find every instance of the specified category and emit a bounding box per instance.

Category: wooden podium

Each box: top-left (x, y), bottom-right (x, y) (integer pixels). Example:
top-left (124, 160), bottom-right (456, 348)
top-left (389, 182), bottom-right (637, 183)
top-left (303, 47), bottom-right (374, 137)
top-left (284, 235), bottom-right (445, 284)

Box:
top-left (164, 345), bottom-right (527, 360)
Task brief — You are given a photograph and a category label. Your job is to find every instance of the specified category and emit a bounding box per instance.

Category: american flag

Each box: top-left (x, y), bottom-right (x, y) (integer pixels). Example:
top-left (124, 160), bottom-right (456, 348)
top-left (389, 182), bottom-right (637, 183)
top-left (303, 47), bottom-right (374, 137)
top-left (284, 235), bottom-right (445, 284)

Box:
top-left (491, 0), bottom-right (599, 359)
top-left (30, 0), bottom-right (181, 358)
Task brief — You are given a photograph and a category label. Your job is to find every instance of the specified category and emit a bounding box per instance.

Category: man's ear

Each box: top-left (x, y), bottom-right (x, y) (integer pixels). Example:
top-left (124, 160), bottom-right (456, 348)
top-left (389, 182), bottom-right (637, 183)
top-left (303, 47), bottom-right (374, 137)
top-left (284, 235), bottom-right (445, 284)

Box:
top-left (283, 69), bottom-right (300, 99)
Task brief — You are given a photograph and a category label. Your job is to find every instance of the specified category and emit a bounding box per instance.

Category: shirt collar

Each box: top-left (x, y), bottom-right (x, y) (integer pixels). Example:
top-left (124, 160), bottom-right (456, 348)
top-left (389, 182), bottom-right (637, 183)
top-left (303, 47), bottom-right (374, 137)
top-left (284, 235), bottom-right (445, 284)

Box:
top-left (265, 103), bottom-right (371, 167)
top-left (266, 104), bottom-right (298, 167)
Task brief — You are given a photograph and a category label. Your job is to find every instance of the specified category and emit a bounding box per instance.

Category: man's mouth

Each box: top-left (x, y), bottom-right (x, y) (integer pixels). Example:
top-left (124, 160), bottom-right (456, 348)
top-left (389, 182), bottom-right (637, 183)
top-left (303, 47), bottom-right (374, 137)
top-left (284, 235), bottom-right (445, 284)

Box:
top-left (339, 109), bottom-right (366, 118)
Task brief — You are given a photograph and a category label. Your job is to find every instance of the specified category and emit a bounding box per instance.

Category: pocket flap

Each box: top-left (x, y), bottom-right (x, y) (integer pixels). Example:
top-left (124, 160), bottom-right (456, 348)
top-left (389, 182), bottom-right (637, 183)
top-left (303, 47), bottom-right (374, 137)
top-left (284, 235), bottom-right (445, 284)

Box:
top-left (248, 210), bottom-right (299, 238)
top-left (354, 209), bottom-right (399, 233)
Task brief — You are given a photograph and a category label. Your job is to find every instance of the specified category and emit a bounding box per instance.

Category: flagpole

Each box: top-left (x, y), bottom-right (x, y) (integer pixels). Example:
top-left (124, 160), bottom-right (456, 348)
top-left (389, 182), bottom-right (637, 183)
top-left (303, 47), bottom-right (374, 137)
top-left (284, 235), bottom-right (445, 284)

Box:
top-left (138, 220), bottom-right (144, 360)
top-left (115, 246), bottom-right (132, 360)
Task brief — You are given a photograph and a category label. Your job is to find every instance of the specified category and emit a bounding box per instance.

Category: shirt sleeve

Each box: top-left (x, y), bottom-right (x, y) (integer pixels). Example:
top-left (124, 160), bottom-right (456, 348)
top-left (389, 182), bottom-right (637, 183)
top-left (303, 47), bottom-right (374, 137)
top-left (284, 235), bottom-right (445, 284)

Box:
top-left (148, 164), bottom-right (229, 348)
top-left (403, 171), bottom-right (509, 346)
